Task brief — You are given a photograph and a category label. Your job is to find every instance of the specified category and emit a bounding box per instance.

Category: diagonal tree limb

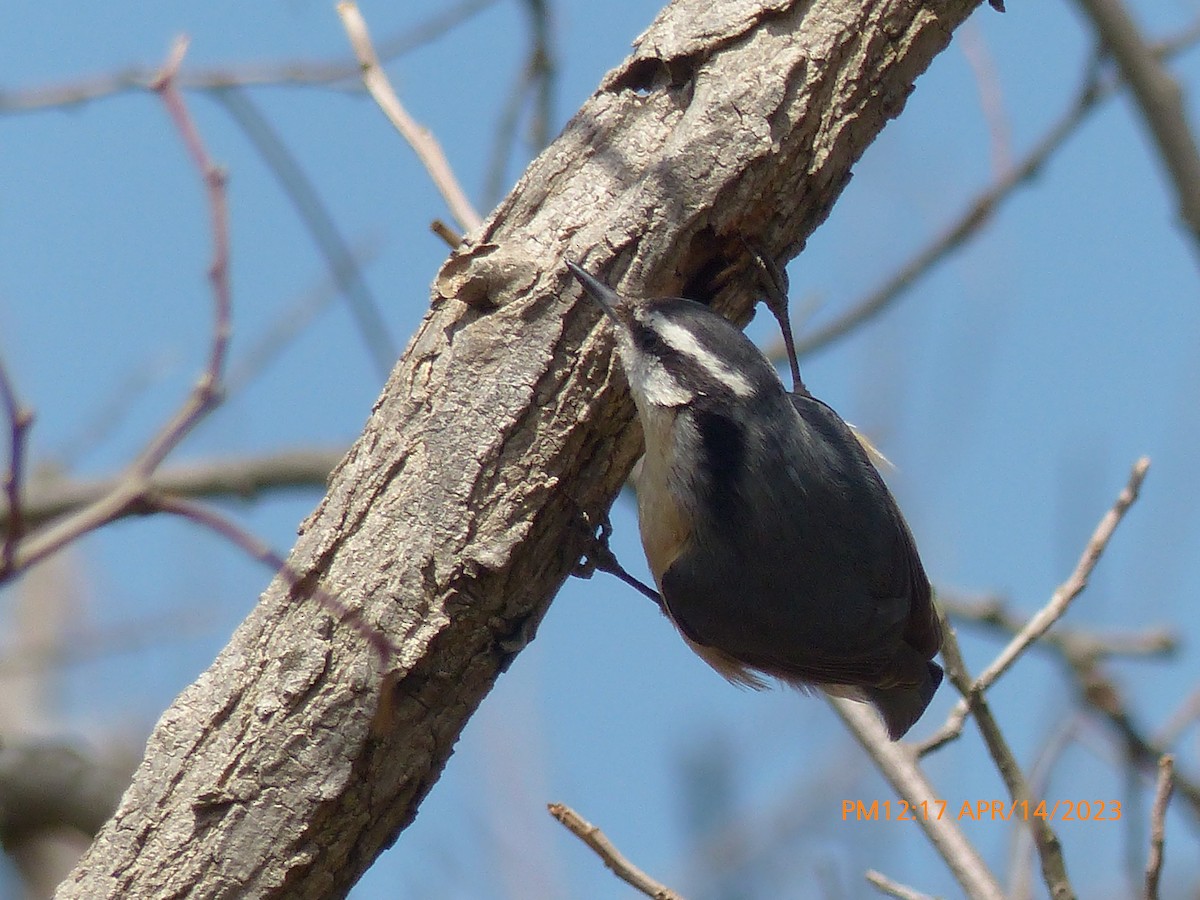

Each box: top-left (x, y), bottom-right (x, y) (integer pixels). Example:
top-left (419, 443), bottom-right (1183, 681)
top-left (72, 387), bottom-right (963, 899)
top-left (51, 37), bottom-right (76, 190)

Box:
top-left (56, 1), bottom-right (991, 896)
top-left (1071, 0), bottom-right (1200, 251)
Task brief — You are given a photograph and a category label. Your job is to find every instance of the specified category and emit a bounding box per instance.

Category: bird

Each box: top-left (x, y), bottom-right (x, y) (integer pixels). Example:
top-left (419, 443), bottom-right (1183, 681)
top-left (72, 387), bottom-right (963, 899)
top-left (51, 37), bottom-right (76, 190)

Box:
top-left (567, 258), bottom-right (942, 739)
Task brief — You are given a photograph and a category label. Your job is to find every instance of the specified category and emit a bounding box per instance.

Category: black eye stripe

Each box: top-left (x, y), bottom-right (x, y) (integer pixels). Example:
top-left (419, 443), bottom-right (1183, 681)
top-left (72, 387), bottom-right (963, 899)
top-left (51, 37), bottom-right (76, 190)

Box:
top-left (630, 316), bottom-right (752, 399)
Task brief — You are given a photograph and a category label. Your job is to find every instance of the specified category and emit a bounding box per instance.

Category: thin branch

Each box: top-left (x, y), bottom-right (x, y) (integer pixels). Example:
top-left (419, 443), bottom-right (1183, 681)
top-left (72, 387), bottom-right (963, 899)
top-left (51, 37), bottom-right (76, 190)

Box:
top-left (866, 870), bottom-right (937, 900)
top-left (1, 449), bottom-right (344, 531)
top-left (790, 18), bottom-right (1200, 359)
top-left (959, 22), bottom-right (1013, 175)
top-left (1009, 715), bottom-right (1085, 900)
top-left (918, 457), bottom-right (1150, 757)
top-left (0, 0), bottom-right (498, 113)
top-left (1144, 754), bottom-right (1174, 900)
top-left (0, 37), bottom-right (231, 576)
top-left (211, 88), bottom-right (395, 379)
top-left (1073, 0), bottom-right (1200, 250)
top-left (972, 457), bottom-right (1149, 694)
top-left (940, 593), bottom-right (1177, 663)
top-left (791, 68), bottom-right (1100, 358)
top-left (430, 219), bottom-right (463, 249)
top-left (137, 36), bottom-right (231, 474)
top-left (0, 358), bottom-right (34, 573)
top-left (547, 803), bottom-right (685, 900)
top-left (150, 493), bottom-right (395, 661)
top-left (828, 698), bottom-right (1005, 900)
top-left (1068, 649), bottom-right (1200, 819)
top-left (937, 623), bottom-right (1075, 900)
top-left (337, 1), bottom-right (482, 235)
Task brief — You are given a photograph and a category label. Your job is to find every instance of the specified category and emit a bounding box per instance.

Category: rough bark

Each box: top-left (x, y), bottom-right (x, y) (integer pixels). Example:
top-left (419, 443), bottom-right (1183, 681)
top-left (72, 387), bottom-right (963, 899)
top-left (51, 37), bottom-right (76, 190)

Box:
top-left (57, 0), bottom-right (985, 896)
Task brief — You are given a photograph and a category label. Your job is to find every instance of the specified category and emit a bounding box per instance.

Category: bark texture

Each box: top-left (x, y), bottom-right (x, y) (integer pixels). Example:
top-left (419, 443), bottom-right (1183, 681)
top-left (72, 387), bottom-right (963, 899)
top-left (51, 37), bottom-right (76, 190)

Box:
top-left (58, 0), bottom-right (984, 895)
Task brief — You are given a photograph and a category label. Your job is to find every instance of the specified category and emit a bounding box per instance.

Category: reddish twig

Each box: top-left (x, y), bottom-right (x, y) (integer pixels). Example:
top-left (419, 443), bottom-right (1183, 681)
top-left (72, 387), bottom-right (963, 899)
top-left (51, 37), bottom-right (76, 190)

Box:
top-left (139, 36), bottom-right (230, 473)
top-left (4, 36), bottom-right (232, 575)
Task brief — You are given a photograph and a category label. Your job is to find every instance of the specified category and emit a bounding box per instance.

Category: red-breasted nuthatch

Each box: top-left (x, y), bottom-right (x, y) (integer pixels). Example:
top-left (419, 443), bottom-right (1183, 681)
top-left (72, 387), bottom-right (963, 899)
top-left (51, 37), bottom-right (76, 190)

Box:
top-left (568, 260), bottom-right (942, 739)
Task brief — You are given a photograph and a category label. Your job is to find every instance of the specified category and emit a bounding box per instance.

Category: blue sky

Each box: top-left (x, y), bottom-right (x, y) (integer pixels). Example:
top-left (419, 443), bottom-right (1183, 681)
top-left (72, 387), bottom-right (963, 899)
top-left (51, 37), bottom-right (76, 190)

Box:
top-left (3, 1), bottom-right (1200, 897)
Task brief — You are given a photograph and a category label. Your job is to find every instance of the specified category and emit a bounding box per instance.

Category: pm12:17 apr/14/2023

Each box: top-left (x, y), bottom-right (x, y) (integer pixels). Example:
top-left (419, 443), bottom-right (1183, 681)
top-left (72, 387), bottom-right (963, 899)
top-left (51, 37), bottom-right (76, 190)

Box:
top-left (841, 799), bottom-right (1122, 823)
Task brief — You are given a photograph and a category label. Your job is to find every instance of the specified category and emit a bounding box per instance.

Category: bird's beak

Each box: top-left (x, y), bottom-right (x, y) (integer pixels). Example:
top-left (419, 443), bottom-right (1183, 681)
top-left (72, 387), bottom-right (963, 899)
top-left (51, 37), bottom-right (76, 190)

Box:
top-left (566, 261), bottom-right (624, 326)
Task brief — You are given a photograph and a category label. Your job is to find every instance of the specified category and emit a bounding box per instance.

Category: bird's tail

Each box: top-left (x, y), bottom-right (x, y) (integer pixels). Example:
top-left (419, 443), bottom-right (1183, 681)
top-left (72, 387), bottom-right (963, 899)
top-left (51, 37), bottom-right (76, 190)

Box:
top-left (866, 661), bottom-right (944, 740)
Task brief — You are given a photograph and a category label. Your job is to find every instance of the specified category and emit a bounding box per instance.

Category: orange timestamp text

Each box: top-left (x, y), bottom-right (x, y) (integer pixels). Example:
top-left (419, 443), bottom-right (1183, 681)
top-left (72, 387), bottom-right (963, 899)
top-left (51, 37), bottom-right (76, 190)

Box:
top-left (841, 799), bottom-right (1122, 822)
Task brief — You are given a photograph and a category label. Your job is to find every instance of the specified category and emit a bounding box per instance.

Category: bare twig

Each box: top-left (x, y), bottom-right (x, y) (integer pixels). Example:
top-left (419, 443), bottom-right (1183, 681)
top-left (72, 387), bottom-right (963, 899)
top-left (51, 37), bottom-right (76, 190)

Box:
top-left (0, 359), bottom-right (34, 573)
top-left (430, 219), bottom-right (463, 249)
top-left (973, 457), bottom-right (1149, 695)
top-left (828, 698), bottom-right (1005, 900)
top-left (937, 624), bottom-right (1075, 900)
top-left (138, 36), bottom-right (231, 474)
top-left (919, 457), bottom-right (1150, 758)
top-left (866, 870), bottom-right (937, 900)
top-left (0, 37), bottom-right (234, 576)
top-left (790, 20), bottom-right (1200, 360)
top-left (1073, 0), bottom-right (1200, 249)
top-left (212, 88), bottom-right (395, 378)
top-left (1009, 715), bottom-right (1085, 900)
top-left (1, 449), bottom-right (344, 531)
top-left (959, 22), bottom-right (1012, 175)
top-left (791, 69), bottom-right (1100, 359)
top-left (0, 0), bottom-right (498, 113)
top-left (337, 1), bottom-right (482, 235)
top-left (548, 802), bottom-right (685, 900)
top-left (1070, 654), bottom-right (1200, 819)
top-left (940, 593), bottom-right (1177, 664)
top-left (1144, 755), bottom-right (1175, 899)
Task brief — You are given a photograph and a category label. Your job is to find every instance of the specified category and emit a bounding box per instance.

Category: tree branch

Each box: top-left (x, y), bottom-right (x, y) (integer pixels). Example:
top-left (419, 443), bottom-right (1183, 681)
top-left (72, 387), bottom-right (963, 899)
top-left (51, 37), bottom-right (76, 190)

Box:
top-left (829, 698), bottom-right (1004, 900)
top-left (0, 359), bottom-right (34, 571)
top-left (3, 38), bottom-right (231, 580)
top-left (56, 2), bottom-right (992, 895)
top-left (937, 623), bottom-right (1075, 900)
top-left (1144, 755), bottom-right (1174, 900)
top-left (548, 803), bottom-right (685, 900)
top-left (1072, 0), bottom-right (1200, 250)
top-left (0, 0), bottom-right (498, 113)
top-left (0, 449), bottom-right (344, 532)
top-left (337, 1), bottom-right (482, 234)
top-left (918, 457), bottom-right (1150, 756)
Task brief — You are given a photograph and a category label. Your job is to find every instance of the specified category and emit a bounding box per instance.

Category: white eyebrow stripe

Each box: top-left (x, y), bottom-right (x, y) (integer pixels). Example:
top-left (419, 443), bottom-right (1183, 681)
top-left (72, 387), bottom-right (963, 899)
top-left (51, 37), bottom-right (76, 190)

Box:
top-left (653, 317), bottom-right (755, 397)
